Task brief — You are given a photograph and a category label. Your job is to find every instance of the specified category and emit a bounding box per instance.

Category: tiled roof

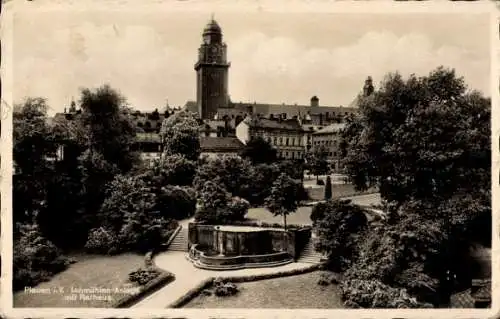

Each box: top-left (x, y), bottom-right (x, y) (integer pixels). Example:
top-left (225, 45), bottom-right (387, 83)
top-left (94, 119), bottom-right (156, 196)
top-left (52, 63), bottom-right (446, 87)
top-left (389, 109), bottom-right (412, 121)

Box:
top-left (184, 100), bottom-right (357, 119)
top-left (244, 117), bottom-right (303, 131)
top-left (313, 123), bottom-right (346, 134)
top-left (200, 137), bottom-right (243, 152)
top-left (231, 101), bottom-right (356, 117)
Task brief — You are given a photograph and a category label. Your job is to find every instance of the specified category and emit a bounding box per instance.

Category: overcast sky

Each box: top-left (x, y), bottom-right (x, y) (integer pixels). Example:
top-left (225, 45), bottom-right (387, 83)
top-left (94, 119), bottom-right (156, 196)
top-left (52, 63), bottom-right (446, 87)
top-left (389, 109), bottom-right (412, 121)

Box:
top-left (11, 10), bottom-right (491, 115)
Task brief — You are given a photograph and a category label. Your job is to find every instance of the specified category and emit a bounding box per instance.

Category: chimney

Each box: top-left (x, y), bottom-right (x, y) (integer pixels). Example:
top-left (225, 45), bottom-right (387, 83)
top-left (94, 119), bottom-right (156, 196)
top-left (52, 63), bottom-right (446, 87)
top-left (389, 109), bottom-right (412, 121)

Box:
top-left (310, 96), bottom-right (319, 107)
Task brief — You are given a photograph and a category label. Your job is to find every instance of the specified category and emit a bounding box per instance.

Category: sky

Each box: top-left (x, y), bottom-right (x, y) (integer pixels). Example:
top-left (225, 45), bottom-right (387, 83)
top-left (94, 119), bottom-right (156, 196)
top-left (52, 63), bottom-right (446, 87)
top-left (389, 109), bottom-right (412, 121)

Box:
top-left (11, 10), bottom-right (491, 115)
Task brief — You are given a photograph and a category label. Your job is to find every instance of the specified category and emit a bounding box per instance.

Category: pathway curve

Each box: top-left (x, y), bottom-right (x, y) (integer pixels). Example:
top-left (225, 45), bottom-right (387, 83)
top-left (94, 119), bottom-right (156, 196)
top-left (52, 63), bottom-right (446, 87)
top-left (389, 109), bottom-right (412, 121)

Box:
top-left (132, 251), bottom-right (313, 308)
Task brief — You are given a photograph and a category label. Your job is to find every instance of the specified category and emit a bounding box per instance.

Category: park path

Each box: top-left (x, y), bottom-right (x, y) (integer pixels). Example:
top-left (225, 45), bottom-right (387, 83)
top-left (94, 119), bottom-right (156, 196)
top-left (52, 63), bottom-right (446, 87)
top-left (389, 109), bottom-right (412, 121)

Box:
top-left (132, 251), bottom-right (312, 308)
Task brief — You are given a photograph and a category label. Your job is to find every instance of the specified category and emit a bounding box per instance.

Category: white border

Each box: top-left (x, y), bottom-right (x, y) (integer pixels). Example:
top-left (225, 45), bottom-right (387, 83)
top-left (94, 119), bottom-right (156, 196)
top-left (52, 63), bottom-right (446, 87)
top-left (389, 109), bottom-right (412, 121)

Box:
top-left (1, 1), bottom-right (499, 318)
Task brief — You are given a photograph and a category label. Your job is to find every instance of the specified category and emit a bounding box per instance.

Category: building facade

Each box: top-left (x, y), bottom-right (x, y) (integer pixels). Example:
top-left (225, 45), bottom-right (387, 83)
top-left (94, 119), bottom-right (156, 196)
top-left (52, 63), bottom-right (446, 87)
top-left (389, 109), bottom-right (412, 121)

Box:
top-left (236, 116), bottom-right (305, 160)
top-left (311, 123), bottom-right (346, 171)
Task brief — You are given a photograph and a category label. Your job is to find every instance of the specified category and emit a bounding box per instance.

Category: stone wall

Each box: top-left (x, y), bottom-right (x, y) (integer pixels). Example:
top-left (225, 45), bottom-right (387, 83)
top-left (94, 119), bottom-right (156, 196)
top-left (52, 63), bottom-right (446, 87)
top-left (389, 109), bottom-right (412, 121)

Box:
top-left (188, 222), bottom-right (309, 259)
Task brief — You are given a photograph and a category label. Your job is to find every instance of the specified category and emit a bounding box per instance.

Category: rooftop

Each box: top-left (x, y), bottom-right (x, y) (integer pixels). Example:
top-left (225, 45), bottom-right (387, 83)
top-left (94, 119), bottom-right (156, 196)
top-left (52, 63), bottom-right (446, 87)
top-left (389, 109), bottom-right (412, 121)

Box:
top-left (200, 136), bottom-right (244, 152)
top-left (313, 123), bottom-right (346, 134)
top-left (244, 117), bottom-right (303, 131)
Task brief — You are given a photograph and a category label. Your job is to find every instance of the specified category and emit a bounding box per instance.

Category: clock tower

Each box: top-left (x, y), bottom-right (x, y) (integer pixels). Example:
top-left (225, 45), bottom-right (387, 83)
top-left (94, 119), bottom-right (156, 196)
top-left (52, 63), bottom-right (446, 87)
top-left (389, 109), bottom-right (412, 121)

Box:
top-left (195, 18), bottom-right (230, 120)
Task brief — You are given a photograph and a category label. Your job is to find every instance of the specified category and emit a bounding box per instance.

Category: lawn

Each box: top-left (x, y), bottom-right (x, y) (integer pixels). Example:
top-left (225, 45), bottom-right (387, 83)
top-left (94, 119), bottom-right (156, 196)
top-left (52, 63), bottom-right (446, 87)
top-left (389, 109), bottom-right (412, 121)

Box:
top-left (247, 206), bottom-right (313, 225)
top-left (184, 271), bottom-right (344, 309)
top-left (14, 253), bottom-right (145, 308)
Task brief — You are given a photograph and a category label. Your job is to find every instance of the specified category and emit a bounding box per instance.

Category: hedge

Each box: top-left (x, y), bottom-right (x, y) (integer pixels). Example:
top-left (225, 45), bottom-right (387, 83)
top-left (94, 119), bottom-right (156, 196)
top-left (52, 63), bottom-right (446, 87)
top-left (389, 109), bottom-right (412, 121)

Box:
top-left (169, 263), bottom-right (325, 308)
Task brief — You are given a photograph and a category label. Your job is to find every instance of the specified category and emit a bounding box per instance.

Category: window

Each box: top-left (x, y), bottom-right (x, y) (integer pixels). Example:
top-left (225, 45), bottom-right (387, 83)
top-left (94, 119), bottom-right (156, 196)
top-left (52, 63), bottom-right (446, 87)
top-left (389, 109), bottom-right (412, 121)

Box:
top-left (291, 137), bottom-right (295, 145)
top-left (286, 138), bottom-right (289, 146)
top-left (333, 152), bottom-right (337, 157)
top-left (285, 152), bottom-right (289, 158)
top-left (273, 137), bottom-right (277, 145)
top-left (279, 137), bottom-right (283, 145)
top-left (291, 152), bottom-right (295, 159)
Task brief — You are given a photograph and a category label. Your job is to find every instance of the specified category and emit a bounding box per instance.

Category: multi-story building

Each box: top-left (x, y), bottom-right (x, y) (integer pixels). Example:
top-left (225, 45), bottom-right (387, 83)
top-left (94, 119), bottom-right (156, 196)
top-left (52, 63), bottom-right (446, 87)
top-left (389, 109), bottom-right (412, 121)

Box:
top-left (311, 123), bottom-right (346, 171)
top-left (185, 18), bottom-right (357, 125)
top-left (236, 116), bottom-right (305, 160)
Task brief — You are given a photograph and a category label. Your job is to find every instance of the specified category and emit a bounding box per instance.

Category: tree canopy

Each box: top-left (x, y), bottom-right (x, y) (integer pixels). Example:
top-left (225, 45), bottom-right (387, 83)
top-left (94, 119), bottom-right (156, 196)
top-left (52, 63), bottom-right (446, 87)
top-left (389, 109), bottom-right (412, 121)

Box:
top-left (264, 172), bottom-right (301, 230)
top-left (342, 67), bottom-right (490, 206)
top-left (239, 136), bottom-right (278, 164)
top-left (160, 110), bottom-right (201, 161)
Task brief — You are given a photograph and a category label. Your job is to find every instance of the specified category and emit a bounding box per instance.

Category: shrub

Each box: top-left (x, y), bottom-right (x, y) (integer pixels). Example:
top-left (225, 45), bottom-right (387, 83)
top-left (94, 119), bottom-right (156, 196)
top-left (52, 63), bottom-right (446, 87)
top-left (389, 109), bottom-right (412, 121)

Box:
top-left (318, 272), bottom-right (341, 286)
top-left (227, 197), bottom-right (250, 220)
top-left (213, 278), bottom-right (239, 297)
top-left (84, 227), bottom-right (120, 255)
top-left (340, 279), bottom-right (433, 308)
top-left (128, 267), bottom-right (161, 286)
top-left (317, 179), bottom-right (325, 186)
top-left (312, 200), bottom-right (368, 271)
top-left (13, 224), bottom-right (71, 291)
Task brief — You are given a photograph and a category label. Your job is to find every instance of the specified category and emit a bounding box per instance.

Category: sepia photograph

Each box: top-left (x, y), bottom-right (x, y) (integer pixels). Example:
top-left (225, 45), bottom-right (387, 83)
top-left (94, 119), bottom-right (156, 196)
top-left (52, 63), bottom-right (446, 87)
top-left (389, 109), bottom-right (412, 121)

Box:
top-left (1, 1), bottom-right (496, 317)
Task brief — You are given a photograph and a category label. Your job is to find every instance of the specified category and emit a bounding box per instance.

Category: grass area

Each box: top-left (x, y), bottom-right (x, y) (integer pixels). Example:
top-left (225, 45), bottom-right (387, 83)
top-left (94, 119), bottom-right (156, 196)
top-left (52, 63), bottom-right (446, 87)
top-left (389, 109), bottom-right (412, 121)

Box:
top-left (14, 253), bottom-right (145, 308)
top-left (247, 206), bottom-right (313, 225)
top-left (246, 193), bottom-right (381, 226)
top-left (184, 271), bottom-right (344, 309)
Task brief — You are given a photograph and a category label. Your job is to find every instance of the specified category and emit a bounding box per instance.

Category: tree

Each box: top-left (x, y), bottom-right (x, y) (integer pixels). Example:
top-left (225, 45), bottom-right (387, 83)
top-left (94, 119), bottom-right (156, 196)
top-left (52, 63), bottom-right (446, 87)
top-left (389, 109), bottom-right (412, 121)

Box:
top-left (306, 145), bottom-right (329, 182)
top-left (78, 84), bottom-right (139, 172)
top-left (279, 159), bottom-right (305, 181)
top-left (193, 155), bottom-right (253, 198)
top-left (160, 110), bottom-right (200, 161)
top-left (87, 174), bottom-right (177, 253)
top-left (13, 98), bottom-right (57, 225)
top-left (195, 180), bottom-right (232, 223)
top-left (311, 200), bottom-right (368, 271)
top-left (239, 136), bottom-right (277, 164)
top-left (264, 173), bottom-right (301, 230)
top-left (342, 67), bottom-right (490, 206)
top-left (152, 154), bottom-right (196, 187)
top-left (324, 176), bottom-right (332, 200)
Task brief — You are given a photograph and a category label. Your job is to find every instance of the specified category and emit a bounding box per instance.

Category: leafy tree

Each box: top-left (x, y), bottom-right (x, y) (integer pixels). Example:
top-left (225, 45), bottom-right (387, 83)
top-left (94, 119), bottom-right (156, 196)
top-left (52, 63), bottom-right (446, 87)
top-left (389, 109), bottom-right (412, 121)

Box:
top-left (243, 163), bottom-right (281, 205)
top-left (306, 145), bottom-right (329, 182)
top-left (264, 173), bottom-right (301, 230)
top-left (160, 110), bottom-right (201, 161)
top-left (324, 176), bottom-right (332, 199)
top-left (87, 174), bottom-right (177, 253)
top-left (156, 185), bottom-right (197, 220)
top-left (13, 98), bottom-right (56, 225)
top-left (78, 84), bottom-right (139, 172)
top-left (150, 154), bottom-right (196, 187)
top-left (194, 155), bottom-right (253, 198)
top-left (279, 159), bottom-right (305, 181)
top-left (195, 180), bottom-right (231, 223)
top-left (342, 67), bottom-right (490, 207)
top-left (239, 136), bottom-right (277, 164)
top-left (311, 200), bottom-right (368, 271)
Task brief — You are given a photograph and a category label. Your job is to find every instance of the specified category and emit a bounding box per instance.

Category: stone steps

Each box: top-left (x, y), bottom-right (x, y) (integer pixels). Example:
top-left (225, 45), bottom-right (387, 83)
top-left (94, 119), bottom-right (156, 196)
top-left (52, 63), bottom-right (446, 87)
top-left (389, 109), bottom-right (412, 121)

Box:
top-left (168, 227), bottom-right (189, 252)
top-left (297, 238), bottom-right (324, 264)
top-left (187, 255), bottom-right (294, 271)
